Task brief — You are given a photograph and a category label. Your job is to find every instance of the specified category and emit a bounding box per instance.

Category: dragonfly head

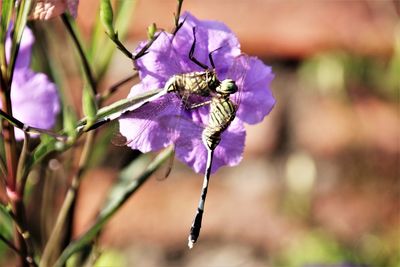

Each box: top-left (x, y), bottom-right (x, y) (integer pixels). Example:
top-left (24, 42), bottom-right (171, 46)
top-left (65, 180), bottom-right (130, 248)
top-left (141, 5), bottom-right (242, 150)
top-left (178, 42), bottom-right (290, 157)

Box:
top-left (216, 79), bottom-right (238, 95)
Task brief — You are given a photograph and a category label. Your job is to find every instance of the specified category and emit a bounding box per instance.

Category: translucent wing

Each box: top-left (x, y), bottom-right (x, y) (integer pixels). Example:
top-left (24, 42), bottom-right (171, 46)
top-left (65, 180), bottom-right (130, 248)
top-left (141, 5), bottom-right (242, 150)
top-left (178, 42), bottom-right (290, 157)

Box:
top-left (118, 92), bottom-right (183, 151)
top-left (225, 54), bottom-right (250, 110)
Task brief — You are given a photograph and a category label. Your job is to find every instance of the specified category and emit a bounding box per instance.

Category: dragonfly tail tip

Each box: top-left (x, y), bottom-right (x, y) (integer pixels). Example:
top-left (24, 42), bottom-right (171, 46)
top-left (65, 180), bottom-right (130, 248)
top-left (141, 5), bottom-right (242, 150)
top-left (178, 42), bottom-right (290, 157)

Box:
top-left (188, 240), bottom-right (195, 249)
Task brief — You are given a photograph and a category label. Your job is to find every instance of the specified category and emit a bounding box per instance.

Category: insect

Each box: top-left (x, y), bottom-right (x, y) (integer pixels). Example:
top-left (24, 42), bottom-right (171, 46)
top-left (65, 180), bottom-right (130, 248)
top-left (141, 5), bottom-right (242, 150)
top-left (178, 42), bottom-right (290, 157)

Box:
top-left (82, 25), bottom-right (246, 248)
top-left (82, 26), bottom-right (236, 132)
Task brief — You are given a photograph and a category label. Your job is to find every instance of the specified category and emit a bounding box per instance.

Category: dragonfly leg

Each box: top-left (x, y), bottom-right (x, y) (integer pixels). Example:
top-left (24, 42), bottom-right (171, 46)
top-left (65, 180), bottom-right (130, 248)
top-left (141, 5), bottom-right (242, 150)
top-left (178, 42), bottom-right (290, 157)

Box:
top-left (132, 31), bottom-right (162, 61)
top-left (172, 15), bottom-right (186, 36)
top-left (208, 46), bottom-right (224, 69)
top-left (189, 27), bottom-right (209, 70)
top-left (187, 100), bottom-right (212, 110)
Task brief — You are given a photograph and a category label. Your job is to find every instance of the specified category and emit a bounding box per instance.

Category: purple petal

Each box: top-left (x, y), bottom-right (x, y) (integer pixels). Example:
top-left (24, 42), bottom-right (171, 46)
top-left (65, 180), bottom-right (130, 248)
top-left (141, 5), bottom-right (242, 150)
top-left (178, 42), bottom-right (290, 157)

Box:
top-left (173, 117), bottom-right (245, 173)
top-left (124, 12), bottom-right (274, 173)
top-left (9, 70), bottom-right (60, 140)
top-left (119, 84), bottom-right (184, 152)
top-left (135, 32), bottom-right (183, 90)
top-left (2, 26), bottom-right (60, 140)
top-left (236, 56), bottom-right (275, 124)
top-left (6, 26), bottom-right (34, 70)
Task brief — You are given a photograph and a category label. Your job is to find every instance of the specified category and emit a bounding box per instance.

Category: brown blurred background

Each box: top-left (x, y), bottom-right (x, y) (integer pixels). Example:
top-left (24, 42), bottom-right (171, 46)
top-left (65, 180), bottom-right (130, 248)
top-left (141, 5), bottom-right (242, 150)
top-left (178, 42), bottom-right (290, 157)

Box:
top-left (1, 1), bottom-right (398, 267)
top-left (71, 1), bottom-right (400, 267)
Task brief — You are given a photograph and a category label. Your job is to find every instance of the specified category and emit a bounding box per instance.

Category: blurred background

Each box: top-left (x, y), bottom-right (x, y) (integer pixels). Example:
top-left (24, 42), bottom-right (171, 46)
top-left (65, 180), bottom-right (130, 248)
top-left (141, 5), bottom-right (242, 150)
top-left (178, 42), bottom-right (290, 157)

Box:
top-left (2, 0), bottom-right (400, 266)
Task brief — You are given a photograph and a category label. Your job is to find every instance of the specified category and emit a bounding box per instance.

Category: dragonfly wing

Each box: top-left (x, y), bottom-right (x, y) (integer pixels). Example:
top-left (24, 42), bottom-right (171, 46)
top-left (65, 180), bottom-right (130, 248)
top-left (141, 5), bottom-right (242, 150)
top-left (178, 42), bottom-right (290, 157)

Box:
top-left (234, 56), bottom-right (275, 125)
top-left (119, 92), bottom-right (184, 153)
top-left (225, 54), bottom-right (251, 109)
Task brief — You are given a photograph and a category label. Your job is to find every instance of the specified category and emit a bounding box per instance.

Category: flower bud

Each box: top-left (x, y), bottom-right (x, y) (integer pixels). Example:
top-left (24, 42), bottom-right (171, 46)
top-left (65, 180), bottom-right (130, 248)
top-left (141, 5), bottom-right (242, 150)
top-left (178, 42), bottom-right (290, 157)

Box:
top-left (100, 0), bottom-right (115, 37)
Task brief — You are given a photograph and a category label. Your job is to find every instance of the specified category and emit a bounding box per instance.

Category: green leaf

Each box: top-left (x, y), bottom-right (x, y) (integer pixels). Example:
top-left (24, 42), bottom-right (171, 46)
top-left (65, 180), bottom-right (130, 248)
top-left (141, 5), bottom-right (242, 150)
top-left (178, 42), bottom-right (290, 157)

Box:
top-left (0, 0), bottom-right (13, 43)
top-left (7, 0), bottom-right (32, 81)
top-left (82, 85), bottom-right (98, 128)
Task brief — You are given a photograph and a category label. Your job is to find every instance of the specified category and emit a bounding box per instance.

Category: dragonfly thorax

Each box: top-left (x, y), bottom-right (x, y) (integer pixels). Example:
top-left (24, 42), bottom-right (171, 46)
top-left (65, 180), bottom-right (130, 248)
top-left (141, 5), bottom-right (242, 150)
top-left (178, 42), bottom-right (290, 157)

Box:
top-left (164, 69), bottom-right (220, 97)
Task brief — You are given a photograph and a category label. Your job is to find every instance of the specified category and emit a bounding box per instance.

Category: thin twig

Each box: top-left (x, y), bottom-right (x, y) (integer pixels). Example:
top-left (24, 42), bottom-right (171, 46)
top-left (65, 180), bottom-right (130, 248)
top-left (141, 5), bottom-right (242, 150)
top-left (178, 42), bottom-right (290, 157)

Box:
top-left (132, 32), bottom-right (161, 61)
top-left (0, 109), bottom-right (66, 141)
top-left (3, 203), bottom-right (38, 267)
top-left (172, 0), bottom-right (184, 35)
top-left (61, 13), bottom-right (97, 95)
top-left (0, 154), bottom-right (7, 182)
top-left (97, 73), bottom-right (138, 102)
top-left (16, 132), bottom-right (30, 197)
top-left (0, 231), bottom-right (37, 266)
top-left (0, 232), bottom-right (20, 255)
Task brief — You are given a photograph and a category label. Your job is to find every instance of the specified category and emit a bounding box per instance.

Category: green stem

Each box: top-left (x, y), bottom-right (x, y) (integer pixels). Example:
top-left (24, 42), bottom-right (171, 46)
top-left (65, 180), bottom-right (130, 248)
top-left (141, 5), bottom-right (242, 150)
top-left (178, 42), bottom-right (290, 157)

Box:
top-left (0, 232), bottom-right (35, 266)
top-left (0, 232), bottom-right (21, 255)
top-left (6, 0), bottom-right (32, 88)
top-left (14, 133), bottom-right (35, 265)
top-left (4, 203), bottom-right (38, 267)
top-left (54, 146), bottom-right (174, 266)
top-left (16, 132), bottom-right (30, 197)
top-left (0, 84), bottom-right (17, 193)
top-left (61, 13), bottom-right (97, 95)
top-left (108, 33), bottom-right (133, 59)
top-left (40, 132), bottom-right (95, 267)
top-left (173, 0), bottom-right (184, 34)
top-left (0, 155), bottom-right (7, 182)
top-left (132, 32), bottom-right (160, 61)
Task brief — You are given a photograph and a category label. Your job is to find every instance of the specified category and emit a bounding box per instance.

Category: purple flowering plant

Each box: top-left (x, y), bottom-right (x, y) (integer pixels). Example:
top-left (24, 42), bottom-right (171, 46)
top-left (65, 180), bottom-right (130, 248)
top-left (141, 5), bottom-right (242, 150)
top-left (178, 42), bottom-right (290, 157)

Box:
top-left (119, 12), bottom-right (275, 173)
top-left (1, 27), bottom-right (60, 140)
top-left (0, 1), bottom-right (276, 266)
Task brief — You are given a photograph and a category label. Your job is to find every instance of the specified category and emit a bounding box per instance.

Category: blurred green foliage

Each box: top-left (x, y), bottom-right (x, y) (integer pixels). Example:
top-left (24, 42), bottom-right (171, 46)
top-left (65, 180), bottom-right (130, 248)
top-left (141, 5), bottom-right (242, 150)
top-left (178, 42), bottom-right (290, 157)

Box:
top-left (299, 42), bottom-right (399, 101)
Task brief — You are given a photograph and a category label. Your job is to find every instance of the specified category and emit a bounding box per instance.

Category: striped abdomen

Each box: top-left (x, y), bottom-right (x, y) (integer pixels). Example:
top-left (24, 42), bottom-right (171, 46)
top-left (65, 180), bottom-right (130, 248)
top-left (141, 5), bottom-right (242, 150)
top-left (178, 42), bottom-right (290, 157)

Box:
top-left (165, 69), bottom-right (220, 97)
top-left (202, 96), bottom-right (237, 151)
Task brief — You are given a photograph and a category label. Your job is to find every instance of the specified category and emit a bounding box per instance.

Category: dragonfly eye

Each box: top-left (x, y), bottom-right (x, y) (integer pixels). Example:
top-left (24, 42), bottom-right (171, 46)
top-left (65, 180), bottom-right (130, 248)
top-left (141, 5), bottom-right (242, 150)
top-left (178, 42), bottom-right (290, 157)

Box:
top-left (217, 79), bottom-right (238, 95)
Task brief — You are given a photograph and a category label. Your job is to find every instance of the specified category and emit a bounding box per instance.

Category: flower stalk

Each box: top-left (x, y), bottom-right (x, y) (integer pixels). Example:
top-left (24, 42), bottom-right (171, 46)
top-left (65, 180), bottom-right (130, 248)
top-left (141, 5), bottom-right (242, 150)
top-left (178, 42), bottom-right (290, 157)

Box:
top-left (40, 132), bottom-right (95, 267)
top-left (61, 13), bottom-right (97, 95)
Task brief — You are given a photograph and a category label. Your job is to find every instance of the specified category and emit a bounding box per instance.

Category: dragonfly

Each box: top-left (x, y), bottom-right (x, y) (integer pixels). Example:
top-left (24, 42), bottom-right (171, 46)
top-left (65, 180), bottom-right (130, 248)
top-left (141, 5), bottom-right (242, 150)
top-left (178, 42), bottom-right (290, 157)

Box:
top-left (81, 26), bottom-right (246, 248)
top-left (81, 26), bottom-right (237, 132)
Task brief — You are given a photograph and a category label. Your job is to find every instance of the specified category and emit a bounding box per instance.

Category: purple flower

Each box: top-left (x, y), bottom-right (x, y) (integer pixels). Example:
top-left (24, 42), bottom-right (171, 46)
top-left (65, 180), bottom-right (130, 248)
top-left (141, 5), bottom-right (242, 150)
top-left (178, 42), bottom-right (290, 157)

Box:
top-left (0, 27), bottom-right (60, 140)
top-left (119, 12), bottom-right (275, 173)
